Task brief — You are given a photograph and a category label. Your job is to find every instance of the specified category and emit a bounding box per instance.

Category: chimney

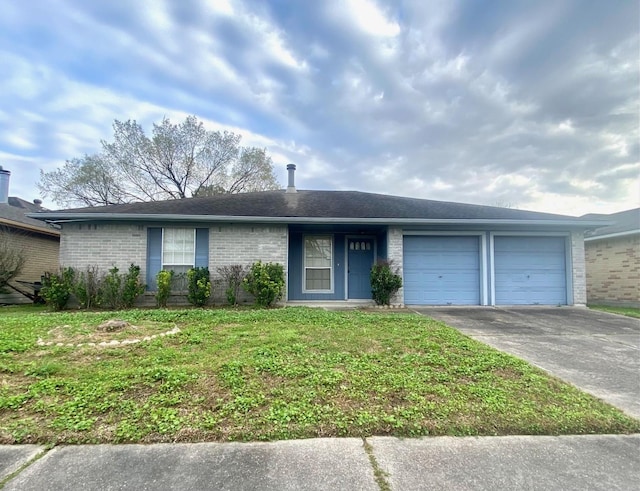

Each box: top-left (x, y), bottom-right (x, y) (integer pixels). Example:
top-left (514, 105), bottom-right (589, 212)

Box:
top-left (286, 164), bottom-right (297, 193)
top-left (0, 166), bottom-right (9, 204)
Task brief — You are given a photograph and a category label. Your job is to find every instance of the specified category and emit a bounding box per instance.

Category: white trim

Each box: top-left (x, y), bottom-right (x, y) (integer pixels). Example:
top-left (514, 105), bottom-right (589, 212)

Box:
top-left (401, 231), bottom-right (487, 306)
top-left (302, 234), bottom-right (334, 294)
top-left (345, 235), bottom-right (377, 300)
top-left (30, 212), bottom-right (606, 228)
top-left (584, 230), bottom-right (640, 241)
top-left (489, 232), bottom-right (571, 306)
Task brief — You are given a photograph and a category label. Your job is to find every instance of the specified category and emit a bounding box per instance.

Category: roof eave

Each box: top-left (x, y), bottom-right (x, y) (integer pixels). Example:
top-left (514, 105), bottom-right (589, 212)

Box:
top-left (585, 229), bottom-right (640, 241)
top-left (0, 217), bottom-right (61, 237)
top-left (27, 212), bottom-right (604, 228)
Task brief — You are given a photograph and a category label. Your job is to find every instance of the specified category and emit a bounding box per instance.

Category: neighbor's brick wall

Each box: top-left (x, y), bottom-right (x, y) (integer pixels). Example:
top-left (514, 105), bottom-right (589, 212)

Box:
top-left (386, 226), bottom-right (404, 305)
top-left (585, 235), bottom-right (640, 307)
top-left (570, 231), bottom-right (587, 306)
top-left (59, 223), bottom-right (147, 277)
top-left (209, 224), bottom-right (288, 303)
top-left (0, 229), bottom-right (60, 304)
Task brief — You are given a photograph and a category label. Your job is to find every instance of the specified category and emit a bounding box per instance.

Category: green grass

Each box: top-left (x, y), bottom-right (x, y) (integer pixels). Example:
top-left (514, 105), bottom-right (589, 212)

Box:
top-left (589, 305), bottom-right (640, 319)
top-left (0, 307), bottom-right (638, 444)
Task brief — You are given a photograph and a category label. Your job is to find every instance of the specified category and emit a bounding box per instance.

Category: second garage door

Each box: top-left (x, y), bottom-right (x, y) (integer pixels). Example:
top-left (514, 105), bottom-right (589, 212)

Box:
top-left (403, 236), bottom-right (481, 305)
top-left (494, 236), bottom-right (567, 305)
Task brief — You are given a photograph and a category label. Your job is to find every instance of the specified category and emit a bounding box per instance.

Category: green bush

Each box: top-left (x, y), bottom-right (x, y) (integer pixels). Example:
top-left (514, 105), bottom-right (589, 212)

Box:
top-left (217, 264), bottom-right (249, 305)
top-left (73, 265), bottom-right (101, 309)
top-left (99, 267), bottom-right (122, 309)
top-left (98, 264), bottom-right (145, 309)
top-left (156, 270), bottom-right (173, 307)
top-left (41, 267), bottom-right (75, 310)
top-left (121, 264), bottom-right (146, 308)
top-left (370, 260), bottom-right (402, 305)
top-left (242, 261), bottom-right (285, 307)
top-left (186, 267), bottom-right (211, 307)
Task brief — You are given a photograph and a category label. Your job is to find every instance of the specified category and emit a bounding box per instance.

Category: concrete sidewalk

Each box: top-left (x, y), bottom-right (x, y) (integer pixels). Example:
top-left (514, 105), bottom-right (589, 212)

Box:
top-left (2, 435), bottom-right (639, 490)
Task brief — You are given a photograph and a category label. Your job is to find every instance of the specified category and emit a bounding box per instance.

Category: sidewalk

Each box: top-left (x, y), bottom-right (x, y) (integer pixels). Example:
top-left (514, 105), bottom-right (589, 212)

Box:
top-left (2, 435), bottom-right (639, 490)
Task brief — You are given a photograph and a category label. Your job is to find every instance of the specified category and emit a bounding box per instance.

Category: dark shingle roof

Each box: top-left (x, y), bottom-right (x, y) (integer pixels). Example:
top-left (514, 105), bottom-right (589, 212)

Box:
top-left (583, 208), bottom-right (640, 238)
top-left (0, 197), bottom-right (60, 235)
top-left (28, 190), bottom-right (596, 224)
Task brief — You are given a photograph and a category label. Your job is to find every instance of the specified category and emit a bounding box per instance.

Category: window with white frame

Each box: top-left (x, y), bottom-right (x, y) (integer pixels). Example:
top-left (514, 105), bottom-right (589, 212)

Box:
top-left (162, 228), bottom-right (195, 275)
top-left (304, 236), bottom-right (332, 291)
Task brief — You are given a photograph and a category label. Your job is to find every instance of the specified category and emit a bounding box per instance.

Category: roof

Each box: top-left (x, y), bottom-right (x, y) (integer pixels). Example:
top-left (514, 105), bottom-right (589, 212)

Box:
top-left (0, 197), bottom-right (60, 237)
top-left (583, 208), bottom-right (640, 240)
top-left (28, 190), bottom-right (607, 228)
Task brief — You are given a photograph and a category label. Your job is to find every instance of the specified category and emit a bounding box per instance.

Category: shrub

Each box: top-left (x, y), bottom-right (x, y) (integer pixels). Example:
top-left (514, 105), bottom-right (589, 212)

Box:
top-left (121, 264), bottom-right (146, 308)
top-left (99, 266), bottom-right (123, 309)
top-left (74, 265), bottom-right (102, 309)
top-left (217, 264), bottom-right (249, 305)
top-left (370, 260), bottom-right (402, 305)
top-left (186, 267), bottom-right (211, 307)
top-left (41, 267), bottom-right (75, 310)
top-left (156, 270), bottom-right (173, 307)
top-left (242, 261), bottom-right (285, 307)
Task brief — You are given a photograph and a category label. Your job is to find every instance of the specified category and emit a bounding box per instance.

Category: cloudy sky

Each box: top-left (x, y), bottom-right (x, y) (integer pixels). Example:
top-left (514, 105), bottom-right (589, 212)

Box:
top-left (0, 0), bottom-right (638, 215)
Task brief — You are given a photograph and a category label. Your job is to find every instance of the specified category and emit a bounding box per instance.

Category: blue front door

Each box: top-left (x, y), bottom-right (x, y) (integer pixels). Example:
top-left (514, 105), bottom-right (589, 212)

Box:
top-left (348, 238), bottom-right (375, 299)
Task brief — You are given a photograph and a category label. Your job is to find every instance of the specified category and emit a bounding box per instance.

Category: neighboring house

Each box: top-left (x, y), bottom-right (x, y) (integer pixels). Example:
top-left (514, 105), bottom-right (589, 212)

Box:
top-left (583, 208), bottom-right (640, 307)
top-left (29, 165), bottom-right (605, 307)
top-left (0, 166), bottom-right (61, 304)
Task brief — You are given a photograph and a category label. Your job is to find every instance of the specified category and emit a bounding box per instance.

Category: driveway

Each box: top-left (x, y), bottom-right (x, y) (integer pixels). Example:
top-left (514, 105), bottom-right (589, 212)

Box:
top-left (414, 307), bottom-right (640, 419)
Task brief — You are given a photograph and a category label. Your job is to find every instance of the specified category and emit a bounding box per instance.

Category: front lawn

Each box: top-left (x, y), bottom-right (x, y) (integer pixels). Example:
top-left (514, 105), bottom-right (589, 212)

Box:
top-left (589, 305), bottom-right (640, 319)
top-left (0, 307), bottom-right (637, 444)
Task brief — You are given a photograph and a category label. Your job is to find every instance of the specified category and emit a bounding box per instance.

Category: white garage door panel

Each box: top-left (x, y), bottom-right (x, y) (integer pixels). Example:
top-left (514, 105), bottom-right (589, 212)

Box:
top-left (404, 236), bottom-right (480, 305)
top-left (494, 236), bottom-right (567, 305)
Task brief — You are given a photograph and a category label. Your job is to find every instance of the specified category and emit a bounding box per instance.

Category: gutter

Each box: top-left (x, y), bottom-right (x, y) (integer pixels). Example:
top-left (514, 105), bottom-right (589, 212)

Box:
top-left (27, 212), bottom-right (608, 228)
top-left (584, 229), bottom-right (640, 241)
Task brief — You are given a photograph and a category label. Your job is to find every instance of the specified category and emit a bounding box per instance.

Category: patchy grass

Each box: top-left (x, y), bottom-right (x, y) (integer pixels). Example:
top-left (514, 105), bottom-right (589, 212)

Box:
top-left (0, 307), bottom-right (638, 444)
top-left (589, 305), bottom-right (640, 319)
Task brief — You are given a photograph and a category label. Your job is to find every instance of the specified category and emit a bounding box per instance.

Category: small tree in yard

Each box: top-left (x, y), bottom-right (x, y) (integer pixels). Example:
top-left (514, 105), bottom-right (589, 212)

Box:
top-left (370, 260), bottom-right (402, 306)
top-left (242, 261), bottom-right (285, 307)
top-left (217, 264), bottom-right (249, 305)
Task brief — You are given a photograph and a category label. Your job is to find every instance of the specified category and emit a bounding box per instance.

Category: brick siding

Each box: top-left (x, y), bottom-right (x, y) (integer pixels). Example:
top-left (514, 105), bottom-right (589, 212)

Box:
top-left (59, 222), bottom-right (288, 306)
top-left (571, 231), bottom-right (587, 305)
top-left (0, 228), bottom-right (60, 304)
top-left (386, 226), bottom-right (404, 305)
top-left (585, 235), bottom-right (640, 307)
top-left (60, 223), bottom-right (147, 276)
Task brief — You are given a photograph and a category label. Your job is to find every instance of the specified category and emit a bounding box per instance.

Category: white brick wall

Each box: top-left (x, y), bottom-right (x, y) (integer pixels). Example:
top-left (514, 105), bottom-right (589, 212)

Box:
top-left (571, 230), bottom-right (586, 305)
top-left (386, 226), bottom-right (404, 305)
top-left (60, 222), bottom-right (289, 305)
top-left (60, 223), bottom-right (147, 276)
top-left (209, 224), bottom-right (288, 303)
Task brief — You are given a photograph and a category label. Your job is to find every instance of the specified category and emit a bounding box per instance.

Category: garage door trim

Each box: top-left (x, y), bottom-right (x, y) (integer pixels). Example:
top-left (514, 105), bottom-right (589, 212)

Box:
top-left (489, 232), bottom-right (572, 306)
top-left (403, 231), bottom-right (488, 305)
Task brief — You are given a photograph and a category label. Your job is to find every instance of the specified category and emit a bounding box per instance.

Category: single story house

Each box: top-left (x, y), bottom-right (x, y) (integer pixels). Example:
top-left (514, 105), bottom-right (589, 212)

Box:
top-left (583, 208), bottom-right (639, 307)
top-left (0, 166), bottom-right (61, 304)
top-left (29, 165), bottom-right (605, 306)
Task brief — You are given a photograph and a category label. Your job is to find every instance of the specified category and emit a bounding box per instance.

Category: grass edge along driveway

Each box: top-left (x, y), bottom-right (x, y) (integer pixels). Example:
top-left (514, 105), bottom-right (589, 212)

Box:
top-left (0, 306), bottom-right (638, 444)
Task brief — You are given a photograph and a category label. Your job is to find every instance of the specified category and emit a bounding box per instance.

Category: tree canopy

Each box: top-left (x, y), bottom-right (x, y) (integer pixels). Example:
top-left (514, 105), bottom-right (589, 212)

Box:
top-left (38, 116), bottom-right (281, 207)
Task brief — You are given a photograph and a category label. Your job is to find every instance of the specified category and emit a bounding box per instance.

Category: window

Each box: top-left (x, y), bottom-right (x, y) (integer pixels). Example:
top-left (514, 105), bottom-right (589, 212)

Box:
top-left (162, 228), bottom-right (195, 275)
top-left (304, 236), bottom-right (332, 292)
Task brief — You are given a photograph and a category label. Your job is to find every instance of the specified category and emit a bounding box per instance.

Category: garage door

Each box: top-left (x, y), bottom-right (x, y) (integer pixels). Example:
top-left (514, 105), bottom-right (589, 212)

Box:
top-left (494, 236), bottom-right (567, 305)
top-left (403, 236), bottom-right (480, 305)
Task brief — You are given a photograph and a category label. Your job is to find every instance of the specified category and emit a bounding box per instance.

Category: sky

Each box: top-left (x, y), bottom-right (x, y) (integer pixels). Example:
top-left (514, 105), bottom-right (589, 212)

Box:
top-left (0, 0), bottom-right (638, 216)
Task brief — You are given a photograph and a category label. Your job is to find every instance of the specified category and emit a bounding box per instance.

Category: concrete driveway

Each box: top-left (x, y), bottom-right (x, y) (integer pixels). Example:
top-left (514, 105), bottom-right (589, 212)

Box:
top-left (414, 307), bottom-right (640, 419)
